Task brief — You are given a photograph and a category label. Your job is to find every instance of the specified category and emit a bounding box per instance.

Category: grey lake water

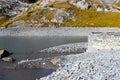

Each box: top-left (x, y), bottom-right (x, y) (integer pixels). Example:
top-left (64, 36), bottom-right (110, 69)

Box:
top-left (0, 36), bottom-right (87, 80)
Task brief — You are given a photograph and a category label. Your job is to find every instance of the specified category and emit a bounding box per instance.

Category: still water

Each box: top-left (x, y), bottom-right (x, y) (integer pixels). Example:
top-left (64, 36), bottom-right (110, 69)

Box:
top-left (0, 36), bottom-right (87, 80)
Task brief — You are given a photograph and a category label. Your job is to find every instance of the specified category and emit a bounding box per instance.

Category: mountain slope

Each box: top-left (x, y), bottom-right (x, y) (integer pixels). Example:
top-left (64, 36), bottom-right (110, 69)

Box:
top-left (0, 0), bottom-right (120, 27)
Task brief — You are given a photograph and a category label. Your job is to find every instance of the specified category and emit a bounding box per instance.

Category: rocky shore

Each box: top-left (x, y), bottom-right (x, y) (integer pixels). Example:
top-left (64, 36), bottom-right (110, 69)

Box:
top-left (0, 27), bottom-right (120, 36)
top-left (39, 50), bottom-right (120, 80)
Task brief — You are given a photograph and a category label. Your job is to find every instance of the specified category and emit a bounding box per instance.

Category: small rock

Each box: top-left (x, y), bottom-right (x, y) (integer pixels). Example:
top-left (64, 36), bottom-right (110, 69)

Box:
top-left (0, 50), bottom-right (11, 58)
top-left (2, 57), bottom-right (15, 62)
top-left (51, 57), bottom-right (60, 64)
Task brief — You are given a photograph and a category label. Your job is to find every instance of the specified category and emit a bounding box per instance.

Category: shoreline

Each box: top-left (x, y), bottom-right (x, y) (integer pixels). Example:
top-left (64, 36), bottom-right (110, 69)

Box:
top-left (0, 27), bottom-right (120, 36)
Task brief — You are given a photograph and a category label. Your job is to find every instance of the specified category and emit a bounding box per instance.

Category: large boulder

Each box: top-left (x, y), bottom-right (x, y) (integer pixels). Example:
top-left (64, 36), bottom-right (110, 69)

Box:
top-left (0, 50), bottom-right (11, 58)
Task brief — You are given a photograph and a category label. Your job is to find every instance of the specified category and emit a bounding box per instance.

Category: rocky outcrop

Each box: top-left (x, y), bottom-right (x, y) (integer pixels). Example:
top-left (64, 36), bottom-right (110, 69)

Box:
top-left (0, 0), bottom-right (29, 18)
top-left (69, 0), bottom-right (92, 10)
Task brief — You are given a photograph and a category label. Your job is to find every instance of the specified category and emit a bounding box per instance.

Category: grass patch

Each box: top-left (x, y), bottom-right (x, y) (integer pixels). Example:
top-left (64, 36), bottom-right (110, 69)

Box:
top-left (52, 2), bottom-right (74, 9)
top-left (0, 17), bottom-right (9, 26)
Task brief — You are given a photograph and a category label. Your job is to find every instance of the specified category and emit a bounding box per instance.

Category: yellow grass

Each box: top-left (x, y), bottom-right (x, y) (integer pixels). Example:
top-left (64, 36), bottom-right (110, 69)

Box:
top-left (0, 17), bottom-right (9, 25)
top-left (52, 2), bottom-right (73, 9)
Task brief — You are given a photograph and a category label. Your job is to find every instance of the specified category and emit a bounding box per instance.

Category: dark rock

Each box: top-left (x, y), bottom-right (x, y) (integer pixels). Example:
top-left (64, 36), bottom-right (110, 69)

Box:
top-left (0, 50), bottom-right (12, 58)
top-left (20, 0), bottom-right (38, 3)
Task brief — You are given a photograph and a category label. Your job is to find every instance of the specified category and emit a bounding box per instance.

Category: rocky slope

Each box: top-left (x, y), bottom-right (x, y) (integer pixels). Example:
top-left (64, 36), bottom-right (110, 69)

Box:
top-left (0, 0), bottom-right (120, 27)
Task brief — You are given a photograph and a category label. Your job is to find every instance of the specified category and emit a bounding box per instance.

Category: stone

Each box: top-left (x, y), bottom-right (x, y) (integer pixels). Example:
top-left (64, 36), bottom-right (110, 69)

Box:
top-left (1, 57), bottom-right (15, 62)
top-left (51, 57), bottom-right (60, 64)
top-left (0, 50), bottom-right (11, 58)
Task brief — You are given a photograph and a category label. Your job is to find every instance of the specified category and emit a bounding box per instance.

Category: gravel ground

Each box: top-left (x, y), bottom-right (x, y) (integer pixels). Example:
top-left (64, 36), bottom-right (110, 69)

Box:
top-left (0, 27), bottom-right (120, 36)
top-left (15, 42), bottom-right (87, 69)
top-left (39, 42), bottom-right (87, 54)
top-left (39, 50), bottom-right (120, 80)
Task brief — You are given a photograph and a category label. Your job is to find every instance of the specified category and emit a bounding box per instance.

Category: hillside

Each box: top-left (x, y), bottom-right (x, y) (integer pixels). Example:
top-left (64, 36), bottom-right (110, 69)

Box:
top-left (0, 0), bottom-right (120, 27)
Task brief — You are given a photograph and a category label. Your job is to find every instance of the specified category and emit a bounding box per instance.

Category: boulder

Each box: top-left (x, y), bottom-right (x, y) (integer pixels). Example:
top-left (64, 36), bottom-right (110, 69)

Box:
top-left (0, 50), bottom-right (11, 58)
top-left (1, 57), bottom-right (15, 62)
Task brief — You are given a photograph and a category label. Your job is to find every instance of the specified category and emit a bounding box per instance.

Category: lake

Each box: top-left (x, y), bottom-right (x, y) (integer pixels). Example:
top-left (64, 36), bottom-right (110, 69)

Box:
top-left (0, 36), bottom-right (87, 80)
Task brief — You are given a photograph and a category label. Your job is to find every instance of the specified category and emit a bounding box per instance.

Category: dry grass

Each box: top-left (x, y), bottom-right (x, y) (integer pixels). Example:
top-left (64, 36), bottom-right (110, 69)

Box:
top-left (52, 2), bottom-right (73, 9)
top-left (0, 17), bottom-right (8, 25)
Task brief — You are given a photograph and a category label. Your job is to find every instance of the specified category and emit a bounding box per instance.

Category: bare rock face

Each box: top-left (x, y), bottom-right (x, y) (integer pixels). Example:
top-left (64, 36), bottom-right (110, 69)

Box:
top-left (69, 0), bottom-right (92, 10)
top-left (0, 0), bottom-right (29, 18)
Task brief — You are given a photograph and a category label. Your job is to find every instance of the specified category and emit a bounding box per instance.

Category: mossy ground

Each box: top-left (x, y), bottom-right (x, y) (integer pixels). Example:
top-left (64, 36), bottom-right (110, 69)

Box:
top-left (1, 1), bottom-right (120, 27)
